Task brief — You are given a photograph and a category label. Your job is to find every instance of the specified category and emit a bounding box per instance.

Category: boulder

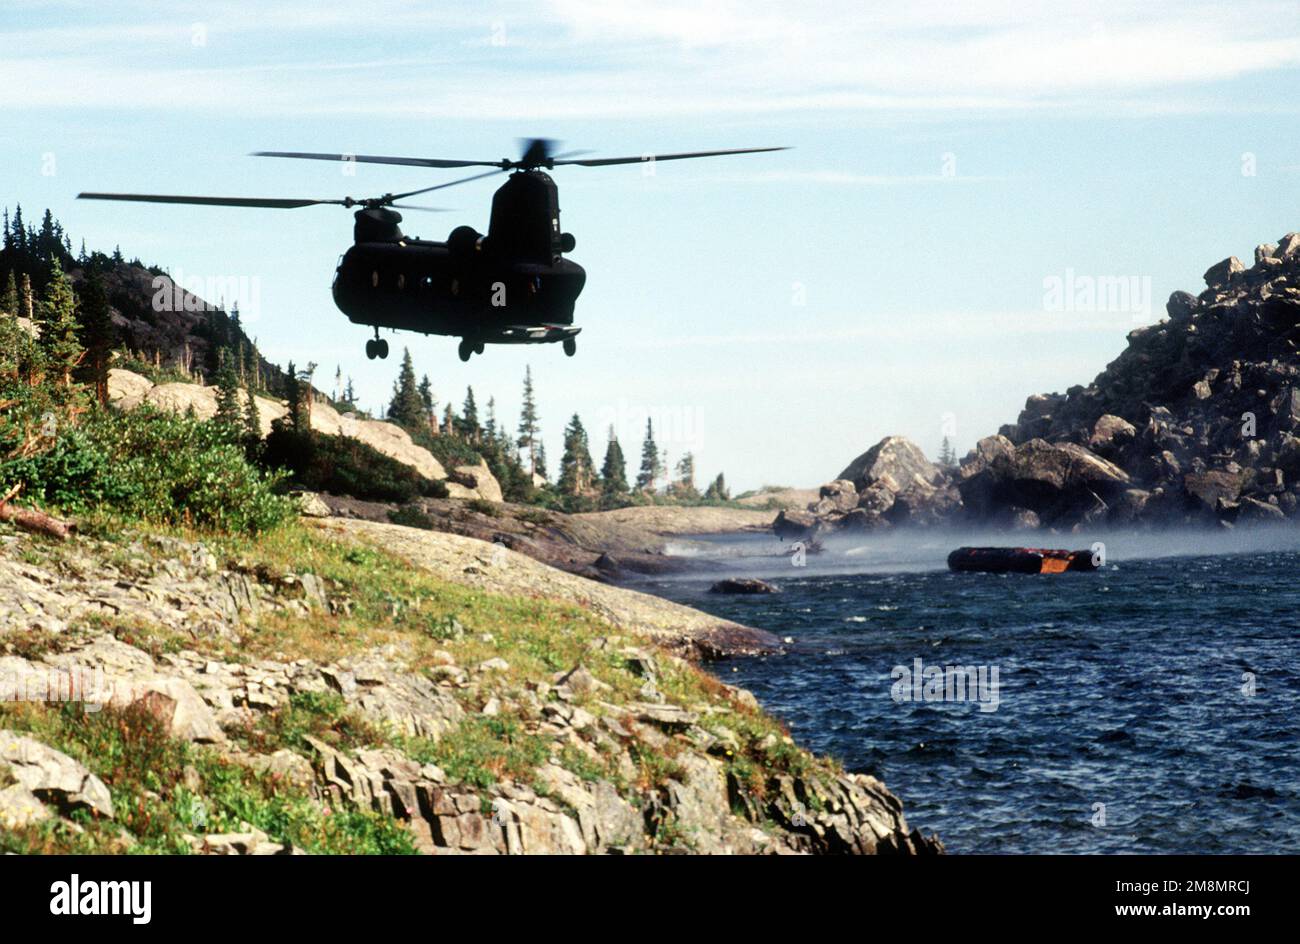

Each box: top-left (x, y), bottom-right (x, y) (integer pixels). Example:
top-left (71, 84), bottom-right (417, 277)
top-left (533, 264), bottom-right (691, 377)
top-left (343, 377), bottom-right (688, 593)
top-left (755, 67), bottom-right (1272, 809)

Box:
top-left (1255, 243), bottom-right (1279, 265)
top-left (1166, 290), bottom-right (1199, 321)
top-left (119, 679), bottom-right (227, 744)
top-left (957, 439), bottom-right (1129, 524)
top-left (1183, 469), bottom-right (1245, 514)
top-left (1013, 393), bottom-right (1066, 441)
top-left (818, 479), bottom-right (859, 513)
top-left (958, 434), bottom-right (1015, 480)
top-left (1237, 496), bottom-right (1285, 523)
top-left (836, 436), bottom-right (938, 493)
top-left (1203, 256), bottom-right (1245, 287)
top-left (0, 782), bottom-right (50, 828)
top-left (836, 508), bottom-right (889, 531)
top-left (293, 491), bottom-right (332, 518)
top-left (888, 481), bottom-right (962, 527)
top-left (856, 482), bottom-right (896, 515)
top-left (0, 731), bottom-right (114, 819)
top-left (1272, 387), bottom-right (1300, 430)
top-left (444, 460), bottom-right (503, 503)
top-left (772, 509), bottom-right (821, 541)
top-left (709, 578), bottom-right (778, 595)
top-left (106, 367), bottom-right (153, 401)
top-left (1277, 233), bottom-right (1300, 258)
top-left (1089, 415), bottom-right (1137, 452)
top-left (1109, 488), bottom-right (1153, 524)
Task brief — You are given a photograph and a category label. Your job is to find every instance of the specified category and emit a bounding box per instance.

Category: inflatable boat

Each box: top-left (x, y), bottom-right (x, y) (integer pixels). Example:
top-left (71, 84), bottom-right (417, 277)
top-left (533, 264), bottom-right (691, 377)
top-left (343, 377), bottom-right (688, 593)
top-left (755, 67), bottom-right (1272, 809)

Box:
top-left (947, 546), bottom-right (1099, 574)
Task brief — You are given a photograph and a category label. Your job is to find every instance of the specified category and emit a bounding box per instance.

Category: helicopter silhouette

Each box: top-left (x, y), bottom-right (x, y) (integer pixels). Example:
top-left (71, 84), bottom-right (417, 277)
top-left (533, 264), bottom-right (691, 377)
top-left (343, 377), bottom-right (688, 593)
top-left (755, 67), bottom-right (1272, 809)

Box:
top-left (79, 139), bottom-right (786, 362)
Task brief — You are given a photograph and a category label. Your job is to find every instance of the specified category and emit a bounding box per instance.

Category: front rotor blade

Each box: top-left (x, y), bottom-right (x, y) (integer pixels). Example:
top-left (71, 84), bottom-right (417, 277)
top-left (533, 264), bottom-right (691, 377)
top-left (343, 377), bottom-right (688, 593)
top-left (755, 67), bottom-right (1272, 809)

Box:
top-left (78, 192), bottom-right (345, 209)
top-left (253, 151), bottom-right (501, 169)
top-left (389, 204), bottom-right (453, 213)
top-left (389, 168), bottom-right (506, 202)
top-left (554, 146), bottom-right (789, 167)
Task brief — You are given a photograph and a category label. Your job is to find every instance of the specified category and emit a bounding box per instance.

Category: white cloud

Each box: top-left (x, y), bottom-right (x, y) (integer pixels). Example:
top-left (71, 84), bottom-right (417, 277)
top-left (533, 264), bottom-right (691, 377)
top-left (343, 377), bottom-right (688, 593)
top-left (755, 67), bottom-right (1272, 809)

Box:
top-left (2, 1), bottom-right (1299, 118)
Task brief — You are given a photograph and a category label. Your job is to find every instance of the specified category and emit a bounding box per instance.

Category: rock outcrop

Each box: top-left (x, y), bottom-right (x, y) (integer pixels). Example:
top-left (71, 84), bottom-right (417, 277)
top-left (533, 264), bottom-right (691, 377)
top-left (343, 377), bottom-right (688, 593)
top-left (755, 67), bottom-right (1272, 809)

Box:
top-left (792, 232), bottom-right (1300, 533)
top-left (0, 526), bottom-right (940, 855)
top-left (788, 436), bottom-right (963, 533)
top-left (107, 368), bottom-right (503, 503)
top-left (989, 231), bottom-right (1300, 527)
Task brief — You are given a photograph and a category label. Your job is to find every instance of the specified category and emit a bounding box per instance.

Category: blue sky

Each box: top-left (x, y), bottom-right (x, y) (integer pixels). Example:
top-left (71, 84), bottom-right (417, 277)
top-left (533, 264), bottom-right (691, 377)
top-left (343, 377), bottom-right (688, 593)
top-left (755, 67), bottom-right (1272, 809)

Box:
top-left (3, 1), bottom-right (1300, 490)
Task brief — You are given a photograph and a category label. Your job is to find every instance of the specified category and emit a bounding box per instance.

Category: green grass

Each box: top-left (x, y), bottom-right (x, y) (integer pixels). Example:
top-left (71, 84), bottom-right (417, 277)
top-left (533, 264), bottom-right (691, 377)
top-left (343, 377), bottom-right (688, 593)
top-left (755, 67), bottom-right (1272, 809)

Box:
top-left (399, 713), bottom-right (550, 791)
top-left (0, 701), bottom-right (415, 855)
top-left (0, 516), bottom-right (844, 852)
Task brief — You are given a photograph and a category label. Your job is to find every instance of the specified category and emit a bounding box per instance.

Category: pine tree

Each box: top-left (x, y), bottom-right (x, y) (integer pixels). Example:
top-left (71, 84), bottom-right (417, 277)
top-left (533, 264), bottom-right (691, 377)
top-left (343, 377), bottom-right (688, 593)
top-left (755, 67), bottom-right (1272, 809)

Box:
top-left (284, 359), bottom-right (310, 431)
top-left (557, 413), bottom-right (595, 496)
top-left (600, 426), bottom-right (628, 498)
top-left (1, 271), bottom-right (17, 317)
top-left (485, 395), bottom-right (499, 444)
top-left (344, 376), bottom-right (356, 406)
top-left (461, 386), bottom-right (479, 440)
top-left (37, 258), bottom-right (82, 388)
top-left (673, 453), bottom-right (698, 499)
top-left (516, 365), bottom-right (540, 474)
top-left (704, 472), bottom-right (730, 502)
top-left (418, 374), bottom-right (435, 428)
top-left (635, 418), bottom-right (659, 492)
top-left (11, 205), bottom-right (25, 252)
top-left (387, 348), bottom-right (425, 429)
top-left (442, 404), bottom-right (455, 438)
top-left (76, 268), bottom-right (114, 405)
top-left (19, 273), bottom-right (32, 321)
top-left (938, 436), bottom-right (956, 468)
top-left (535, 441), bottom-right (549, 481)
top-left (244, 379), bottom-right (262, 443)
top-left (214, 350), bottom-right (242, 429)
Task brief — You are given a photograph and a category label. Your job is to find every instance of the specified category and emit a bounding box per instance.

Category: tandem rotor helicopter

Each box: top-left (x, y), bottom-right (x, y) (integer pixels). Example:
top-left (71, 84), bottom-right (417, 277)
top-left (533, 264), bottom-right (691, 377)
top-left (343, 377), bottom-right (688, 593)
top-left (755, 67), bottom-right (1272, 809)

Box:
top-left (79, 139), bottom-right (786, 362)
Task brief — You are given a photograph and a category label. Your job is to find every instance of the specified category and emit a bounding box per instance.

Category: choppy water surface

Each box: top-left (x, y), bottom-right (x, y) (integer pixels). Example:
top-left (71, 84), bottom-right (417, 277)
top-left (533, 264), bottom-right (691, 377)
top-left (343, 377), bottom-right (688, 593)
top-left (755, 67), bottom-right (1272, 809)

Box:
top-left (640, 533), bottom-right (1300, 853)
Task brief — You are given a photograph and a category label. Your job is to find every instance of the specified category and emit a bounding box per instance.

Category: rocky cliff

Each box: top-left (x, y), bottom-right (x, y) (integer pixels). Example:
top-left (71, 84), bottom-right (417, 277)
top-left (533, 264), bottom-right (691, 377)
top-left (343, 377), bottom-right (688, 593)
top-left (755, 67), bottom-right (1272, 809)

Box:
top-left (787, 232), bottom-right (1300, 535)
top-left (0, 519), bottom-right (940, 855)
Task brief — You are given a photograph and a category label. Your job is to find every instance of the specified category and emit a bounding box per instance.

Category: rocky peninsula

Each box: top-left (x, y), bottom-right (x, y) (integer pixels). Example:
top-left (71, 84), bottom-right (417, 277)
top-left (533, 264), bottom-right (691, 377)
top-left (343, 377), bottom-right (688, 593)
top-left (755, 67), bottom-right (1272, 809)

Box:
top-left (780, 232), bottom-right (1300, 537)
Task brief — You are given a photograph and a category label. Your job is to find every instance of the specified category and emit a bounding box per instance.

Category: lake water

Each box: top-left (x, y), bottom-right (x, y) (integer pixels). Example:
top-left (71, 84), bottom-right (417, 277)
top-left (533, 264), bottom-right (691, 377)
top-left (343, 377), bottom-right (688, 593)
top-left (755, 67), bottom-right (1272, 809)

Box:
top-left (639, 530), bottom-right (1300, 853)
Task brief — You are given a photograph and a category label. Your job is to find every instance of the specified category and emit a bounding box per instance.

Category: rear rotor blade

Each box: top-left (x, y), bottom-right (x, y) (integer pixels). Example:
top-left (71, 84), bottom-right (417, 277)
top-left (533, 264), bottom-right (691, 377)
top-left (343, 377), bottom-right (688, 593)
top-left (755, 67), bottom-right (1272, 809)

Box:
top-left (78, 192), bottom-right (345, 209)
top-left (253, 151), bottom-right (501, 169)
top-left (555, 146), bottom-right (789, 167)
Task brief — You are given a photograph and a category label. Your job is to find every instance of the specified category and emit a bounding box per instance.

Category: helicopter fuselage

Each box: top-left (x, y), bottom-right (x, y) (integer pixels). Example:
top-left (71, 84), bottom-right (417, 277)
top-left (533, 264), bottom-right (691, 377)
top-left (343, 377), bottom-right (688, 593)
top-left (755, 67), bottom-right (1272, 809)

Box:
top-left (333, 169), bottom-right (587, 360)
top-left (333, 238), bottom-right (586, 340)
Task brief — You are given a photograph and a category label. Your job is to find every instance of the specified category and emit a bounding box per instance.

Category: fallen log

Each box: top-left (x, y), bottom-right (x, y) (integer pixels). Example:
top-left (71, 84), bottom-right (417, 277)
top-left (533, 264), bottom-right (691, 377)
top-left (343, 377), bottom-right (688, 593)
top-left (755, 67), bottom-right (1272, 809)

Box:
top-left (0, 485), bottom-right (75, 540)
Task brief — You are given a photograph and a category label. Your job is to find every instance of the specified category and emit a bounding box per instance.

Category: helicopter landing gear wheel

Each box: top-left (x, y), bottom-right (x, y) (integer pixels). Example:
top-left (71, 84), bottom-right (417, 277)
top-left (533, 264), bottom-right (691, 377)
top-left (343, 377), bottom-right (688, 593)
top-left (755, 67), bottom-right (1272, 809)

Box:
top-left (563, 337), bottom-right (577, 357)
top-left (365, 339), bottom-right (377, 360)
top-left (376, 339), bottom-right (389, 359)
top-left (474, 341), bottom-right (485, 355)
top-left (458, 339), bottom-right (472, 362)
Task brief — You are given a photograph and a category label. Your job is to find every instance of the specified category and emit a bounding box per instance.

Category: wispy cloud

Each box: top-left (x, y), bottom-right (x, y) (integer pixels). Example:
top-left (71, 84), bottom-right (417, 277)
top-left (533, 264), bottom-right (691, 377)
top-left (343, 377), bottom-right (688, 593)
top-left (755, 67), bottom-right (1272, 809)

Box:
top-left (3, 0), bottom-right (1299, 118)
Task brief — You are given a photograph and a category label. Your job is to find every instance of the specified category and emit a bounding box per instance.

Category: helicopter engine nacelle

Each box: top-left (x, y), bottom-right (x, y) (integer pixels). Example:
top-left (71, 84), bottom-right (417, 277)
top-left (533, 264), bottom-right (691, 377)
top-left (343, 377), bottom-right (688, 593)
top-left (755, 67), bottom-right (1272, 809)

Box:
top-left (448, 225), bottom-right (482, 258)
top-left (559, 232), bottom-right (576, 253)
top-left (353, 207), bottom-right (403, 243)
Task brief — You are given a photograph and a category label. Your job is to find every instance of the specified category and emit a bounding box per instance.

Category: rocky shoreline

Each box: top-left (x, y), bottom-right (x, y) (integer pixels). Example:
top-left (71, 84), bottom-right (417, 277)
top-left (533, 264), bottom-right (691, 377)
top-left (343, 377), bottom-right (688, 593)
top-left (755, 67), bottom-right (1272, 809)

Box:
top-left (315, 492), bottom-right (772, 582)
top-left (0, 521), bottom-right (941, 855)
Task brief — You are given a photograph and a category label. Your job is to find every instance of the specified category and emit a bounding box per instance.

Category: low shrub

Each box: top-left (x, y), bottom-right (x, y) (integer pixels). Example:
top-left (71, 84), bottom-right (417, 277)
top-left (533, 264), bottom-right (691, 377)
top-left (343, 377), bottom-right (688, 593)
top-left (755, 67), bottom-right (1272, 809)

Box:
top-left (3, 406), bottom-right (295, 533)
top-left (261, 425), bottom-right (448, 503)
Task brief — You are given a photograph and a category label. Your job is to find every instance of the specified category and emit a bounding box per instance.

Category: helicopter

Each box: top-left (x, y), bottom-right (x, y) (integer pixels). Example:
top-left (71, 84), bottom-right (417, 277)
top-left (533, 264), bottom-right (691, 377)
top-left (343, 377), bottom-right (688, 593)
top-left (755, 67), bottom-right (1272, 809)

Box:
top-left (79, 139), bottom-right (786, 362)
